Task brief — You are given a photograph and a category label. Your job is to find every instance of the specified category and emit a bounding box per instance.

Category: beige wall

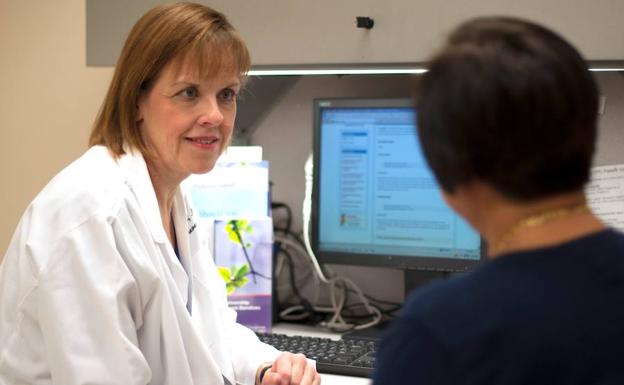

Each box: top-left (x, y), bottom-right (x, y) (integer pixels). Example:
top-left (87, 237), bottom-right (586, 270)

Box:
top-left (90, 0), bottom-right (624, 66)
top-left (0, 0), bottom-right (113, 256)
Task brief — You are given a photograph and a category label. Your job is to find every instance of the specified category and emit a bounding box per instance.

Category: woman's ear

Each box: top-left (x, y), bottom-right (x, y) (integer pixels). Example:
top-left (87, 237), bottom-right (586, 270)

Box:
top-left (136, 99), bottom-right (144, 123)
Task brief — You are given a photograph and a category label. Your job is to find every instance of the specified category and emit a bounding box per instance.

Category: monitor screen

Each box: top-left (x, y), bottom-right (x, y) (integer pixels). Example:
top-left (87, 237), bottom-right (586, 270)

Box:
top-left (311, 98), bottom-right (484, 272)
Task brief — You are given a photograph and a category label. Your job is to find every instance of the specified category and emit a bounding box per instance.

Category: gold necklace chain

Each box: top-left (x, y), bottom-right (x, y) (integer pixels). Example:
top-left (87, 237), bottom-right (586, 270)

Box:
top-left (490, 202), bottom-right (590, 255)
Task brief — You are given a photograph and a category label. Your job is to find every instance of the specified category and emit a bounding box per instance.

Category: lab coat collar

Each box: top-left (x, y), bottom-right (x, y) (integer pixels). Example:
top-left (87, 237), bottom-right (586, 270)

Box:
top-left (116, 146), bottom-right (194, 314)
top-left (116, 146), bottom-right (168, 244)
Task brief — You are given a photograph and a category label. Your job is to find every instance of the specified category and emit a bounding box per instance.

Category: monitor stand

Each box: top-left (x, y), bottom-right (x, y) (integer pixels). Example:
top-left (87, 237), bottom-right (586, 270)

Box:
top-left (404, 269), bottom-right (450, 297)
top-left (343, 269), bottom-right (450, 341)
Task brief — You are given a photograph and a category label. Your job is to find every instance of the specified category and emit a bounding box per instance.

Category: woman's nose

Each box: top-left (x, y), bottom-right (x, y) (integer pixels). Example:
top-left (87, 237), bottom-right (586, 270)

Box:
top-left (197, 97), bottom-right (224, 127)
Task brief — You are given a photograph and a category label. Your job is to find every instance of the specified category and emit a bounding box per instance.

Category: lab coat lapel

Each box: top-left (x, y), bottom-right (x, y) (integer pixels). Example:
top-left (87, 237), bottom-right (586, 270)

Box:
top-left (173, 192), bottom-right (194, 314)
top-left (116, 148), bottom-right (167, 244)
top-left (174, 193), bottom-right (237, 385)
top-left (117, 149), bottom-right (190, 308)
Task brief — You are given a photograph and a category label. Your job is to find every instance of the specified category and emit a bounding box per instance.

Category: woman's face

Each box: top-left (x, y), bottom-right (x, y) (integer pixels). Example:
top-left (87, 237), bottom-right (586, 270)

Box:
top-left (137, 59), bottom-right (241, 183)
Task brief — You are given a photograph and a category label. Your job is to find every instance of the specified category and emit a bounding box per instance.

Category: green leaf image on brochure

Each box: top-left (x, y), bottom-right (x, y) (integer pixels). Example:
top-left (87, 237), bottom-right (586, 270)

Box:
top-left (218, 264), bottom-right (251, 294)
top-left (225, 219), bottom-right (253, 248)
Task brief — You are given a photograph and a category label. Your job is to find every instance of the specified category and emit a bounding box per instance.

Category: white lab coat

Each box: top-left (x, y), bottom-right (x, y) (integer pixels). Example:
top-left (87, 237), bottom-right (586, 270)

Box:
top-left (0, 145), bottom-right (279, 385)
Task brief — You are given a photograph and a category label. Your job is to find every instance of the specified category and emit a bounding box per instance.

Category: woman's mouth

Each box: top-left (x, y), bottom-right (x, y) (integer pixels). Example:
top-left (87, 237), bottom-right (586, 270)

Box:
top-left (186, 136), bottom-right (219, 148)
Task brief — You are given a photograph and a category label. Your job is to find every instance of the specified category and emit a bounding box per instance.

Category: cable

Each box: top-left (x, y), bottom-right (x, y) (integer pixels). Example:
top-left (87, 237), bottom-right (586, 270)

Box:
top-left (301, 154), bottom-right (332, 284)
top-left (274, 234), bottom-right (322, 307)
top-left (279, 247), bottom-right (307, 305)
top-left (268, 155), bottom-right (385, 331)
top-left (300, 153), bottom-right (383, 331)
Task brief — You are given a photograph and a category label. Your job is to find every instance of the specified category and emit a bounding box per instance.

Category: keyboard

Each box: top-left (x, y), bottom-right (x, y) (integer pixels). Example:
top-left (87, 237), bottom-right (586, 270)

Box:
top-left (256, 332), bottom-right (377, 378)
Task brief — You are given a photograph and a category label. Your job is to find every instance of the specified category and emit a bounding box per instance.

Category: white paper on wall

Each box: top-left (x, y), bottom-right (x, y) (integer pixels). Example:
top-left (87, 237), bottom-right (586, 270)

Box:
top-left (586, 164), bottom-right (624, 232)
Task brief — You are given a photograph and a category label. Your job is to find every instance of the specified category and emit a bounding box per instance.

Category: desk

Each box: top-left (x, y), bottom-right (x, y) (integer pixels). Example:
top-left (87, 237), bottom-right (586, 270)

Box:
top-left (272, 323), bottom-right (372, 385)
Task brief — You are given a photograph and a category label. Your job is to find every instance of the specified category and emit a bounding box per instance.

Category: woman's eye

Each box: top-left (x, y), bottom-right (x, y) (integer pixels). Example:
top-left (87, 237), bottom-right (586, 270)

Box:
top-left (180, 86), bottom-right (198, 99)
top-left (219, 88), bottom-right (237, 102)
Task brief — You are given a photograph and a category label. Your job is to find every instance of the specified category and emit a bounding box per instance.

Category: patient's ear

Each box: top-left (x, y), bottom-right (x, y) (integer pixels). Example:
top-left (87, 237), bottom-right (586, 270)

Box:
top-left (441, 180), bottom-right (495, 231)
top-left (441, 189), bottom-right (463, 217)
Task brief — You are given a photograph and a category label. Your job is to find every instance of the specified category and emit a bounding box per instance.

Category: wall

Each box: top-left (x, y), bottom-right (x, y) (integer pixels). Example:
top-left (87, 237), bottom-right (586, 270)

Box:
top-left (595, 74), bottom-right (624, 165)
top-left (251, 72), bottom-right (624, 303)
top-left (88, 0), bottom-right (624, 66)
top-left (0, 0), bottom-right (113, 256)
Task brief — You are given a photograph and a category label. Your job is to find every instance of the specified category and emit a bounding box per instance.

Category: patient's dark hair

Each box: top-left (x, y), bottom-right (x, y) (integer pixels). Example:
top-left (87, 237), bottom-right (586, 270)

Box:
top-left (415, 17), bottom-right (599, 201)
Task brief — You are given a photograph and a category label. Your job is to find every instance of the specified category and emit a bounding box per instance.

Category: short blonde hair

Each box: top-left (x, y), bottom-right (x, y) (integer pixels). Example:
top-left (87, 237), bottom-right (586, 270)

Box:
top-left (89, 2), bottom-right (251, 157)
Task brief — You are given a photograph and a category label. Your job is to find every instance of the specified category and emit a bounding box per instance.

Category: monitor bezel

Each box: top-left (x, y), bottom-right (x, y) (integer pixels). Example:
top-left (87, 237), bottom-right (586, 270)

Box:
top-left (311, 97), bottom-right (486, 273)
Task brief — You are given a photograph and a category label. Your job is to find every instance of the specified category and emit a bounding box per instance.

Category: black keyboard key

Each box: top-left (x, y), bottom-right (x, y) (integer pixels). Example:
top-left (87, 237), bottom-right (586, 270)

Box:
top-left (256, 332), bottom-right (377, 378)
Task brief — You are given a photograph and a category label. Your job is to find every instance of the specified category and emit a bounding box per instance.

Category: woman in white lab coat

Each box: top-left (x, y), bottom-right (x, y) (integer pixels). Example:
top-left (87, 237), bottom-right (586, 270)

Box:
top-left (0, 3), bottom-right (319, 385)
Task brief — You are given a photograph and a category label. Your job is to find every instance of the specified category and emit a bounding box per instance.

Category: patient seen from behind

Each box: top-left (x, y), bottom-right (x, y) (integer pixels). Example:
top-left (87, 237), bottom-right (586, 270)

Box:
top-left (373, 16), bottom-right (624, 385)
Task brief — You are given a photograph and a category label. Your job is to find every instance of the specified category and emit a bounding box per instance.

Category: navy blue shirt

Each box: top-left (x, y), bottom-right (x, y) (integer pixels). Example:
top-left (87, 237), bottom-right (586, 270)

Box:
top-left (373, 229), bottom-right (624, 385)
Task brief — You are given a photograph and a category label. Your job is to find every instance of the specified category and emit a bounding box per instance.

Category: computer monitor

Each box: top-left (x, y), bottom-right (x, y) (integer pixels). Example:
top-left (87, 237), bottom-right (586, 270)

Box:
top-left (311, 97), bottom-right (485, 294)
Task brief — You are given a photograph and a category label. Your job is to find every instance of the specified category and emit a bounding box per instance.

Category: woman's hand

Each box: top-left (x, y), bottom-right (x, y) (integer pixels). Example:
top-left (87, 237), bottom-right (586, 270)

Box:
top-left (257, 352), bottom-right (321, 385)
